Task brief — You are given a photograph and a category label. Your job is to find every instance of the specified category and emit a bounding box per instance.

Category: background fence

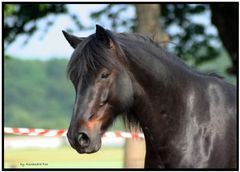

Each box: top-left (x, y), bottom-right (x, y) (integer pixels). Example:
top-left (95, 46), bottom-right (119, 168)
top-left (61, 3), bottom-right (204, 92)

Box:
top-left (4, 127), bottom-right (145, 168)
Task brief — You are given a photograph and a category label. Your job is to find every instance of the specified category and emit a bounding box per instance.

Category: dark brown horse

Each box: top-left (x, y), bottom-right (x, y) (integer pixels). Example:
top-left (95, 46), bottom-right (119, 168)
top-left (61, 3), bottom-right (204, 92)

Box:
top-left (63, 25), bottom-right (237, 169)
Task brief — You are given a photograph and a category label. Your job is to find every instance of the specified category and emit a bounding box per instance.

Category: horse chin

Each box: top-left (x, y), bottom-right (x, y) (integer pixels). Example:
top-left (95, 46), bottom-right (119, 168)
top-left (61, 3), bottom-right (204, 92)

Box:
top-left (76, 139), bottom-right (102, 154)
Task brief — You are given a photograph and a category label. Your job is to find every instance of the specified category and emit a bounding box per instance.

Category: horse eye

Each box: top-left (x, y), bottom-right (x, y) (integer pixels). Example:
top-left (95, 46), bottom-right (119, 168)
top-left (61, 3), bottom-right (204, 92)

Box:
top-left (101, 72), bottom-right (110, 79)
top-left (99, 102), bottom-right (106, 107)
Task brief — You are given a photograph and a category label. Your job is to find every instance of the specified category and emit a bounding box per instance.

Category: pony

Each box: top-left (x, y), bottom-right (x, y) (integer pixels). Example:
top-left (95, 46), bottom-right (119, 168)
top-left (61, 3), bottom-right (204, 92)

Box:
top-left (63, 25), bottom-right (237, 169)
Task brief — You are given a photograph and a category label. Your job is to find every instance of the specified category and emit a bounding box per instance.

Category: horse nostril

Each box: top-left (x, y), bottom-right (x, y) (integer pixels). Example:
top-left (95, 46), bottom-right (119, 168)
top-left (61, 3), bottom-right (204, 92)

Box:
top-left (78, 132), bottom-right (90, 148)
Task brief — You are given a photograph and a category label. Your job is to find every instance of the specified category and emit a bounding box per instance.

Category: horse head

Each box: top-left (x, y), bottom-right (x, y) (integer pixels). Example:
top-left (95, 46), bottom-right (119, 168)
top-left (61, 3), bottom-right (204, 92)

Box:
top-left (63, 25), bottom-right (134, 153)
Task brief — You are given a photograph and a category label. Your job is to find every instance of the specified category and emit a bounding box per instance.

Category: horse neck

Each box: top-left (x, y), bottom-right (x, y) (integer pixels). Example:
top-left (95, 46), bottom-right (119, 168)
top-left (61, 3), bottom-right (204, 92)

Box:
top-left (127, 46), bottom-right (194, 98)
top-left (126, 46), bottom-right (194, 148)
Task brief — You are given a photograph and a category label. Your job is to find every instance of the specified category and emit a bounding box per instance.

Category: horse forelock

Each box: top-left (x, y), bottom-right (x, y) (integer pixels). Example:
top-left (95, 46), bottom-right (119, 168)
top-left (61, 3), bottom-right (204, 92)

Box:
top-left (67, 34), bottom-right (116, 86)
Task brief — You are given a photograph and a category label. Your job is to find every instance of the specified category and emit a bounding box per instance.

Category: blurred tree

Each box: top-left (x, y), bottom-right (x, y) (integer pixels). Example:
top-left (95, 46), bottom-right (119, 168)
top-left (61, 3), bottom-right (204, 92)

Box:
top-left (4, 4), bottom-right (68, 47)
top-left (210, 4), bottom-right (238, 75)
top-left (135, 4), bottom-right (169, 45)
top-left (4, 3), bottom-right (237, 75)
top-left (91, 3), bottom-right (237, 76)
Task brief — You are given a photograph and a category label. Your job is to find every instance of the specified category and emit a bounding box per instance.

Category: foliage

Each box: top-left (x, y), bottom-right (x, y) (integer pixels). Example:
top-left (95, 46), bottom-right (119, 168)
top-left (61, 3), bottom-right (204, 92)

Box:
top-left (91, 4), bottom-right (136, 31)
top-left (4, 58), bottom-right (74, 129)
top-left (4, 3), bottom-right (236, 74)
top-left (161, 4), bottom-right (220, 65)
top-left (4, 4), bottom-right (67, 47)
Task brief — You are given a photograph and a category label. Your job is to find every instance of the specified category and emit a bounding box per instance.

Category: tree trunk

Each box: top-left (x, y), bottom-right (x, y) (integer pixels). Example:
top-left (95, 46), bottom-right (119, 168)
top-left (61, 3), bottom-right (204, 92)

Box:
top-left (124, 138), bottom-right (145, 168)
top-left (210, 4), bottom-right (238, 75)
top-left (135, 4), bottom-right (169, 46)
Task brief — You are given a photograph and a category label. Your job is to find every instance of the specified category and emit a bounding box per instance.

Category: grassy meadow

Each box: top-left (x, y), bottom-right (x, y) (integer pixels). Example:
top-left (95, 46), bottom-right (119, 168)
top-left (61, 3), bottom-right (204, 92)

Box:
top-left (4, 146), bottom-right (124, 169)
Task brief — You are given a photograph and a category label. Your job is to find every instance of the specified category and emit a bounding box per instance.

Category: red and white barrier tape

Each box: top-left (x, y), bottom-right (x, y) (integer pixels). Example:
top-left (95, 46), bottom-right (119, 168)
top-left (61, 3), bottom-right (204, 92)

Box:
top-left (4, 127), bottom-right (144, 139)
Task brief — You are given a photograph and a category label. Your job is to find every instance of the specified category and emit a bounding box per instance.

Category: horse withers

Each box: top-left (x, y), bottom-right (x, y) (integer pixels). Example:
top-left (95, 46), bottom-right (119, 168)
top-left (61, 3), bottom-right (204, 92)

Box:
top-left (63, 25), bottom-right (237, 169)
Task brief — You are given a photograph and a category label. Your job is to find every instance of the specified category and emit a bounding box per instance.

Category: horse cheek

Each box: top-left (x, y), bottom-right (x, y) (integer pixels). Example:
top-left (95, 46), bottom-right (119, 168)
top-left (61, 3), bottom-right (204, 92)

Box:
top-left (117, 74), bottom-right (134, 111)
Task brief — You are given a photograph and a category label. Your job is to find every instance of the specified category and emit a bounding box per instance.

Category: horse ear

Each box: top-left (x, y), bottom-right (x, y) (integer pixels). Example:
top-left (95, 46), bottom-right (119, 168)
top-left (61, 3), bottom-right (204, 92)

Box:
top-left (62, 30), bottom-right (83, 49)
top-left (96, 25), bottom-right (111, 48)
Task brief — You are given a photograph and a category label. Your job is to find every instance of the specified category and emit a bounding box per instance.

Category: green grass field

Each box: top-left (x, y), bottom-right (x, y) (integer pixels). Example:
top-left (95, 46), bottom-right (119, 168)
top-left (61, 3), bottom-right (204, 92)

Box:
top-left (4, 146), bottom-right (124, 169)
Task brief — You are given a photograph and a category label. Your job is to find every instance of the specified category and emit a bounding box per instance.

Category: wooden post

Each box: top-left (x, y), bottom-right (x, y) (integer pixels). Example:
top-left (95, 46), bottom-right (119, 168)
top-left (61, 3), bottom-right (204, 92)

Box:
top-left (124, 138), bottom-right (146, 168)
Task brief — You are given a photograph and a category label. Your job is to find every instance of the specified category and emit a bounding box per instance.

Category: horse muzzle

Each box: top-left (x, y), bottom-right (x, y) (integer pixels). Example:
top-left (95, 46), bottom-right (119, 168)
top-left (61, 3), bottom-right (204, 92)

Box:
top-left (67, 130), bottom-right (102, 154)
